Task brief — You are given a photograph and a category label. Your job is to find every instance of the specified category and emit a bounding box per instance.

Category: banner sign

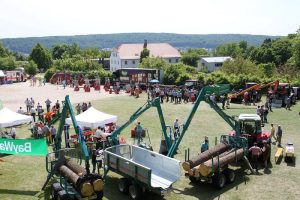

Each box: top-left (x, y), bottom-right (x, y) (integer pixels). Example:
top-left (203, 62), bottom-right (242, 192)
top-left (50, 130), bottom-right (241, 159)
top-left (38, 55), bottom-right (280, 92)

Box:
top-left (0, 138), bottom-right (48, 156)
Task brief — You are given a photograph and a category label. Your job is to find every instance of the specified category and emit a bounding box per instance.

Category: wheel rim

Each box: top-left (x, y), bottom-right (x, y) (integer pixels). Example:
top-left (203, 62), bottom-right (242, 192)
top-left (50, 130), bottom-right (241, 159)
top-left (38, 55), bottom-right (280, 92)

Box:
top-left (119, 181), bottom-right (125, 192)
top-left (129, 186), bottom-right (137, 199)
top-left (229, 171), bottom-right (235, 182)
top-left (219, 175), bottom-right (225, 188)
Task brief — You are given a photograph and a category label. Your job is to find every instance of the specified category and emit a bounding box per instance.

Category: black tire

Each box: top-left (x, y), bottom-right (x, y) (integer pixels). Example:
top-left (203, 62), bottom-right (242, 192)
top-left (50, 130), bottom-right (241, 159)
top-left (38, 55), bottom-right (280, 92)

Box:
top-left (118, 178), bottom-right (130, 194)
top-left (224, 169), bottom-right (235, 184)
top-left (129, 184), bottom-right (142, 200)
top-left (96, 191), bottom-right (104, 200)
top-left (52, 182), bottom-right (63, 200)
top-left (57, 190), bottom-right (68, 200)
top-left (189, 176), bottom-right (198, 183)
top-left (212, 173), bottom-right (226, 189)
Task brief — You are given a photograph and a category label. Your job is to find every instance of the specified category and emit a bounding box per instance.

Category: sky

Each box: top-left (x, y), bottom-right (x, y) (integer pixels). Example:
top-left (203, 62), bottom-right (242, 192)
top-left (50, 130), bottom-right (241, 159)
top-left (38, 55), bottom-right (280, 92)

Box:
top-left (0, 0), bottom-right (299, 39)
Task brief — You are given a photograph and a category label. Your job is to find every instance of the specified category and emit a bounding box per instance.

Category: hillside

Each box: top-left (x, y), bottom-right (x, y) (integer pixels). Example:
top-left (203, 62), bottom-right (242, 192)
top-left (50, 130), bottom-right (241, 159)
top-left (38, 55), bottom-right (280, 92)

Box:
top-left (0, 33), bottom-right (280, 54)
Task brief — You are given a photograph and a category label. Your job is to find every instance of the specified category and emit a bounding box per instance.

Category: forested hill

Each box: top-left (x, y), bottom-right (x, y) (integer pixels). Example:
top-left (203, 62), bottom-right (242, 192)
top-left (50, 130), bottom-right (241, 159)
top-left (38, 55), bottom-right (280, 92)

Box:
top-left (1, 33), bottom-right (280, 54)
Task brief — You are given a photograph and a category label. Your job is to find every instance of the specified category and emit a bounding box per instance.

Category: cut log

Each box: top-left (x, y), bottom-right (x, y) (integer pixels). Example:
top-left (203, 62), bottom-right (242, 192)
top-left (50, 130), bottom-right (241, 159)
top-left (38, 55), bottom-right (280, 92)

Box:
top-left (60, 165), bottom-right (79, 185)
top-left (65, 158), bottom-right (87, 176)
top-left (80, 182), bottom-right (94, 197)
top-left (182, 143), bottom-right (230, 171)
top-left (198, 148), bottom-right (244, 177)
top-left (93, 179), bottom-right (104, 192)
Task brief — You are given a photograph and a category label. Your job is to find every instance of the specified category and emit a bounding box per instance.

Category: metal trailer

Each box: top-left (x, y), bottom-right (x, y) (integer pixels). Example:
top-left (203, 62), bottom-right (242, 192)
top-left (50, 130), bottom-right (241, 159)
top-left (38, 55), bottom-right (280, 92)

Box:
top-left (104, 144), bottom-right (181, 200)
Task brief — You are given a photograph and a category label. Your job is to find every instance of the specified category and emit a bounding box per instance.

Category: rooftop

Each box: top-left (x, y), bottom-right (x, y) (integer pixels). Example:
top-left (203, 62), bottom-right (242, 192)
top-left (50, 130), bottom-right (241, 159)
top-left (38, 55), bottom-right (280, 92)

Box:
top-left (116, 43), bottom-right (181, 59)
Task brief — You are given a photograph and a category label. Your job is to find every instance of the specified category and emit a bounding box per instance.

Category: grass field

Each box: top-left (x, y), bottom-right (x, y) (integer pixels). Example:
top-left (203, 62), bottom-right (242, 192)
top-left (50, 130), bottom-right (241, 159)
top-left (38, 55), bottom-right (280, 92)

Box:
top-left (1, 94), bottom-right (299, 200)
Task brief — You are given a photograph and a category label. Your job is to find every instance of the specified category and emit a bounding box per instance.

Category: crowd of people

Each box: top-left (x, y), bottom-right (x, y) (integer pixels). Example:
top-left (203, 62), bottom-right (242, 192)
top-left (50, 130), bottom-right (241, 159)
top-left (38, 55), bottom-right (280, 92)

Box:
top-left (75, 102), bottom-right (92, 114)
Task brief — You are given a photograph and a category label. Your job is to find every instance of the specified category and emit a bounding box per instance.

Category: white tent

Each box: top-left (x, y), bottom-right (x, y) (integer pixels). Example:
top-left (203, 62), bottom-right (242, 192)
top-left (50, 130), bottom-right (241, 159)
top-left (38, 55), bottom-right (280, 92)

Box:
top-left (0, 107), bottom-right (33, 128)
top-left (0, 70), bottom-right (6, 77)
top-left (66, 107), bottom-right (117, 129)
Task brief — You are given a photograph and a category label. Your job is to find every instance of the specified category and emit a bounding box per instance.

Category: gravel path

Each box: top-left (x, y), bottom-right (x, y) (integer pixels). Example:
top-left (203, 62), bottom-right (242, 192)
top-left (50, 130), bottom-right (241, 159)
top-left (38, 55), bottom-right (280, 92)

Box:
top-left (0, 81), bottom-right (125, 111)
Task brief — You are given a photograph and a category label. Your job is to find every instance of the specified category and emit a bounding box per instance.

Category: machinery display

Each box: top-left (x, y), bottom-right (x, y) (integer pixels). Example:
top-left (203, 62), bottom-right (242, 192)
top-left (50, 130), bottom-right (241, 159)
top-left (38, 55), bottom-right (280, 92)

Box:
top-left (42, 95), bottom-right (104, 200)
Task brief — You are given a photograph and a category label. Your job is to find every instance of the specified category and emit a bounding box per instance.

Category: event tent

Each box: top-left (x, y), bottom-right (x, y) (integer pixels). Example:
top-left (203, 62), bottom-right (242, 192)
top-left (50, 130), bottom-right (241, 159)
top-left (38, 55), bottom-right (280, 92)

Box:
top-left (0, 70), bottom-right (5, 77)
top-left (0, 107), bottom-right (33, 128)
top-left (66, 107), bottom-right (117, 129)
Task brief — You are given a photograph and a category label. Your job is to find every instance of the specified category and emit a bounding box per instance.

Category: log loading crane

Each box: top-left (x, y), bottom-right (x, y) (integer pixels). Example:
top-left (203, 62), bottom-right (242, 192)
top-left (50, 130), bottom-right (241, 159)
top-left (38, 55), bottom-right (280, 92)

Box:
top-left (42, 95), bottom-right (104, 200)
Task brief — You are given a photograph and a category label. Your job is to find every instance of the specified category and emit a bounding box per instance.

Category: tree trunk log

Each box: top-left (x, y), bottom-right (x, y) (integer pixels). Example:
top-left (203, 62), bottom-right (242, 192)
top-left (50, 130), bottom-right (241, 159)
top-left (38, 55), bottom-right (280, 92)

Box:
top-left (65, 158), bottom-right (87, 176)
top-left (198, 148), bottom-right (244, 177)
top-left (60, 165), bottom-right (79, 185)
top-left (182, 143), bottom-right (230, 171)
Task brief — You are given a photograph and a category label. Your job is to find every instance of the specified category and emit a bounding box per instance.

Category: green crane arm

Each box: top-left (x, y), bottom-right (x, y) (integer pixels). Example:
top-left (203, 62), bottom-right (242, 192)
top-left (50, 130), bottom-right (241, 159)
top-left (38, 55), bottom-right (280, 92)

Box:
top-left (110, 97), bottom-right (171, 149)
top-left (54, 95), bottom-right (90, 172)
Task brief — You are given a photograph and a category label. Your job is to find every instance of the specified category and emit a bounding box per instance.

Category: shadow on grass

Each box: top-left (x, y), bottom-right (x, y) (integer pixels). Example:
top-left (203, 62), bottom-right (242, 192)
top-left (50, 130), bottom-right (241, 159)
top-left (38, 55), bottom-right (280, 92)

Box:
top-left (0, 189), bottom-right (40, 196)
top-left (176, 168), bottom-right (250, 200)
top-left (286, 157), bottom-right (296, 167)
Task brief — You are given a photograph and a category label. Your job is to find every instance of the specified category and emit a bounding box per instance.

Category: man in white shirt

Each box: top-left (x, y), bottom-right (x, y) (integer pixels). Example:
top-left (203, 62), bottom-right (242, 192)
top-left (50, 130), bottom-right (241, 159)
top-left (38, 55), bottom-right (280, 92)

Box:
top-left (95, 126), bottom-right (103, 139)
top-left (10, 127), bottom-right (16, 139)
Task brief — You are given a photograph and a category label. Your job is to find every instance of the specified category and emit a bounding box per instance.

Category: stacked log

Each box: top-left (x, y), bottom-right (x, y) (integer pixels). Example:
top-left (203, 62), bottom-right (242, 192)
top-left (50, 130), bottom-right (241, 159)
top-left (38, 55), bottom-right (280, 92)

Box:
top-left (182, 143), bottom-right (230, 171)
top-left (198, 148), bottom-right (244, 177)
top-left (65, 158), bottom-right (87, 176)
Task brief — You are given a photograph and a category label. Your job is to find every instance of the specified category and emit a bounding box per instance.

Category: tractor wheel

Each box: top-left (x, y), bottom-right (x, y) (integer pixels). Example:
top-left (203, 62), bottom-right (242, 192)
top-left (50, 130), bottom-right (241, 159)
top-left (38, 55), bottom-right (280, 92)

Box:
top-left (96, 191), bottom-right (104, 200)
top-left (118, 178), bottom-right (130, 194)
top-left (189, 176), bottom-right (198, 183)
top-left (57, 190), bottom-right (69, 200)
top-left (224, 169), bottom-right (235, 184)
top-left (212, 173), bottom-right (226, 189)
top-left (51, 182), bottom-right (63, 200)
top-left (129, 184), bottom-right (142, 200)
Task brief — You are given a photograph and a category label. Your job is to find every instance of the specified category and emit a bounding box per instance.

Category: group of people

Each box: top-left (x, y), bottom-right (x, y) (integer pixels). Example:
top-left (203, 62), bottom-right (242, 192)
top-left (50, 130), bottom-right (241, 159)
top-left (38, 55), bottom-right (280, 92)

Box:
top-left (29, 76), bottom-right (45, 87)
top-left (32, 121), bottom-right (56, 144)
top-left (256, 105), bottom-right (270, 124)
top-left (148, 85), bottom-right (199, 104)
top-left (75, 102), bottom-right (92, 114)
top-left (21, 98), bottom-right (61, 123)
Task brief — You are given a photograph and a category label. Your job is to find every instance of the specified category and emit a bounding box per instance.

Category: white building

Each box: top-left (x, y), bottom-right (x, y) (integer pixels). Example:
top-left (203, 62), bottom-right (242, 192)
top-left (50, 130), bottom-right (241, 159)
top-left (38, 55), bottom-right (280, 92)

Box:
top-left (199, 56), bottom-right (232, 72)
top-left (110, 41), bottom-right (181, 72)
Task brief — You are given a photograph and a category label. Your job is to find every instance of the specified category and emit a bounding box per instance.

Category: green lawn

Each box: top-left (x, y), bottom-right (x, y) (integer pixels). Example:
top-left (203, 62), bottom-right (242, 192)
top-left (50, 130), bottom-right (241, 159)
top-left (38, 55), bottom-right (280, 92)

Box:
top-left (1, 94), bottom-right (299, 200)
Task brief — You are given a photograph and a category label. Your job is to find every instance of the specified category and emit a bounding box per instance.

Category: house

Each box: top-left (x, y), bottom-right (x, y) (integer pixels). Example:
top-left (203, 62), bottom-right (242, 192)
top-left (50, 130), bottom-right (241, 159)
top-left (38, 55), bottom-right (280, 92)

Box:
top-left (199, 56), bottom-right (232, 72)
top-left (110, 40), bottom-right (181, 72)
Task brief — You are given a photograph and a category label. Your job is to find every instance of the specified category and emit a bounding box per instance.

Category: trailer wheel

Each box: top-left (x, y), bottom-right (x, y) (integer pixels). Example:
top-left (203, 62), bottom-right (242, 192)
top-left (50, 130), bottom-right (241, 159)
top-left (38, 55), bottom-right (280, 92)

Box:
top-left (118, 178), bottom-right (130, 194)
top-left (224, 169), bottom-right (235, 184)
top-left (51, 182), bottom-right (63, 200)
top-left (57, 190), bottom-right (68, 200)
top-left (189, 176), bottom-right (198, 183)
top-left (212, 173), bottom-right (226, 189)
top-left (129, 184), bottom-right (142, 200)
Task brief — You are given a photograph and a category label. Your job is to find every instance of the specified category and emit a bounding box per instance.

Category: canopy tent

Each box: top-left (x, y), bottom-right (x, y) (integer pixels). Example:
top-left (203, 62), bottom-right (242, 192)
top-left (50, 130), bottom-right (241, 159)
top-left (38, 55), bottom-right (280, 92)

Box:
top-left (66, 107), bottom-right (117, 129)
top-left (0, 70), bottom-right (5, 77)
top-left (0, 107), bottom-right (33, 128)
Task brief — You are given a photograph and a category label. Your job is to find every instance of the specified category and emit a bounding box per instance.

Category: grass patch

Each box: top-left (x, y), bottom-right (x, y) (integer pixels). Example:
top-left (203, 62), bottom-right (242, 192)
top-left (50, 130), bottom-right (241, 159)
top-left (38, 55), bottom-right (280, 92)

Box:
top-left (0, 93), bottom-right (299, 200)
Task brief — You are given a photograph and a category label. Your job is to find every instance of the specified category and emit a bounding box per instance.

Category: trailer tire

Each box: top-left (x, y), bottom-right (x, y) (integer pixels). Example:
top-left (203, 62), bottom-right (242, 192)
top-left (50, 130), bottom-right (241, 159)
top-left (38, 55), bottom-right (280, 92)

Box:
top-left (52, 182), bottom-right (63, 200)
top-left (118, 178), bottom-right (130, 194)
top-left (212, 173), bottom-right (226, 189)
top-left (224, 169), bottom-right (235, 184)
top-left (189, 176), bottom-right (198, 183)
top-left (57, 190), bottom-right (68, 200)
top-left (129, 184), bottom-right (142, 200)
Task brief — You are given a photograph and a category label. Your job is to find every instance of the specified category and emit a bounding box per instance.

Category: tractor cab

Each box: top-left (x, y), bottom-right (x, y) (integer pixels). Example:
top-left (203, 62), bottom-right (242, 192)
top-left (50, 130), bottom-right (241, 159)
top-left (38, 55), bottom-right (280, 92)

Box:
top-left (238, 114), bottom-right (270, 147)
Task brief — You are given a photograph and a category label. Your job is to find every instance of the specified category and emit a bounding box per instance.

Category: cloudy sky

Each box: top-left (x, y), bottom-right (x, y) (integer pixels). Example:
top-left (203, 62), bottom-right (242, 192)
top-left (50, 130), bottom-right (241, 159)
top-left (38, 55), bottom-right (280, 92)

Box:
top-left (0, 0), bottom-right (299, 38)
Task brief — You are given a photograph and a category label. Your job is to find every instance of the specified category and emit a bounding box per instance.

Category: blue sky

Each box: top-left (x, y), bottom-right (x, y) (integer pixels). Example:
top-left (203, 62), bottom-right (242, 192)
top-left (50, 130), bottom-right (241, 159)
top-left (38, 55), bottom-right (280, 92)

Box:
top-left (0, 0), bottom-right (299, 38)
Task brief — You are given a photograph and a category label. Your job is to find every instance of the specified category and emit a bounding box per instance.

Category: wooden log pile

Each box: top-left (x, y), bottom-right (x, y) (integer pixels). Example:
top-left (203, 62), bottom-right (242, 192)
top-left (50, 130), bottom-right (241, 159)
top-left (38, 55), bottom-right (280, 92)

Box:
top-left (189, 148), bottom-right (244, 177)
top-left (182, 143), bottom-right (230, 171)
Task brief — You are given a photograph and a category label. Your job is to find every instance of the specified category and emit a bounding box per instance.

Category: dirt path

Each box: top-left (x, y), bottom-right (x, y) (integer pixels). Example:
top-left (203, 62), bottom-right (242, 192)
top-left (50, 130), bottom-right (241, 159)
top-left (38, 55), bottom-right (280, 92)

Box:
top-left (0, 81), bottom-right (126, 111)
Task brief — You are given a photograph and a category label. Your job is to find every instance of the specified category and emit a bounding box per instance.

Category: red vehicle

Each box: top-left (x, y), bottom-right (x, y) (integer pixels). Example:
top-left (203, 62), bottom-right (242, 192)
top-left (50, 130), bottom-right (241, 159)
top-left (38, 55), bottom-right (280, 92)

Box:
top-left (50, 73), bottom-right (71, 84)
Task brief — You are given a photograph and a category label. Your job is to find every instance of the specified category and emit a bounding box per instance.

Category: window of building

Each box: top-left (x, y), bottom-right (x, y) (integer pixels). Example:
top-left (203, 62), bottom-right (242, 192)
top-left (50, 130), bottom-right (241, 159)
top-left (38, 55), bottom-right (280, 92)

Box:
top-left (176, 59), bottom-right (178, 63)
top-left (215, 63), bottom-right (223, 67)
top-left (169, 59), bottom-right (172, 63)
top-left (132, 60), bottom-right (135, 64)
top-left (125, 60), bottom-right (128, 65)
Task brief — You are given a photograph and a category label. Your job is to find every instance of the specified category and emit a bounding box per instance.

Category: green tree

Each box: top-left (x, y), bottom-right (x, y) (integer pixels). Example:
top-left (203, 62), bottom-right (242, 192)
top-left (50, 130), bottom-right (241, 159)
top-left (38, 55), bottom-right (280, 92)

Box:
top-left (140, 48), bottom-right (150, 62)
top-left (0, 56), bottom-right (17, 70)
top-left (220, 57), bottom-right (258, 75)
top-left (215, 43), bottom-right (242, 58)
top-left (29, 43), bottom-right (52, 71)
top-left (139, 57), bottom-right (167, 69)
top-left (52, 44), bottom-right (68, 60)
top-left (292, 34), bottom-right (300, 68)
top-left (0, 42), bottom-right (10, 57)
top-left (25, 61), bottom-right (38, 76)
top-left (181, 52), bottom-right (199, 67)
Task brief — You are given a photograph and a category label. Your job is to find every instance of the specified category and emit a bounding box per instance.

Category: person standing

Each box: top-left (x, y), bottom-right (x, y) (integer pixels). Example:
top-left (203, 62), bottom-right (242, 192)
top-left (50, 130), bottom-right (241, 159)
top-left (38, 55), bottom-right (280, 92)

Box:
top-left (25, 98), bottom-right (30, 113)
top-left (249, 142), bottom-right (262, 173)
top-left (220, 94), bottom-right (226, 109)
top-left (174, 118), bottom-right (179, 138)
top-left (10, 127), bottom-right (16, 139)
top-left (270, 123), bottom-right (277, 143)
top-left (262, 140), bottom-right (271, 169)
top-left (76, 103), bottom-right (82, 114)
top-left (30, 97), bottom-right (35, 109)
top-left (50, 125), bottom-right (56, 144)
top-left (17, 107), bottom-right (25, 114)
top-left (36, 103), bottom-right (43, 122)
top-left (263, 105), bottom-right (269, 123)
top-left (55, 100), bottom-right (60, 114)
top-left (201, 136), bottom-right (209, 153)
top-left (30, 106), bottom-right (36, 122)
top-left (45, 98), bottom-right (52, 112)
top-left (88, 102), bottom-right (92, 109)
top-left (136, 122), bottom-right (143, 145)
top-left (276, 125), bottom-right (283, 147)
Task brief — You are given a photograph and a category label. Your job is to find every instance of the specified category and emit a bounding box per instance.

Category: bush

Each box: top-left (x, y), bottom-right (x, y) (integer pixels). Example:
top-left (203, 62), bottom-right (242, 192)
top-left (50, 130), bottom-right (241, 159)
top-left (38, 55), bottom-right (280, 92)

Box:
top-left (44, 68), bottom-right (56, 82)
